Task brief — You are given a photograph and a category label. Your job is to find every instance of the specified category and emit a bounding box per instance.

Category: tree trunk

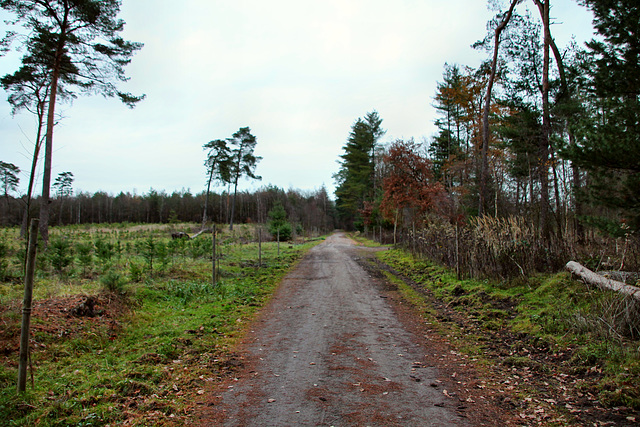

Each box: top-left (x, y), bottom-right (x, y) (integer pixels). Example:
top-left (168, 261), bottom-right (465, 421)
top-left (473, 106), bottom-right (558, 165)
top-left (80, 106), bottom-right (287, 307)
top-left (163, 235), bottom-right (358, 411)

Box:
top-left (572, 158), bottom-right (584, 243)
top-left (20, 100), bottom-right (46, 239)
top-left (202, 161), bottom-right (215, 228)
top-left (528, 161), bottom-right (537, 232)
top-left (393, 209), bottom-right (399, 245)
top-left (566, 261), bottom-right (640, 302)
top-left (479, 0), bottom-right (520, 216)
top-left (533, 0), bottom-right (567, 95)
top-left (39, 76), bottom-right (58, 246)
top-left (534, 0), bottom-right (580, 244)
top-left (39, 22), bottom-right (68, 246)
top-left (229, 176), bottom-right (239, 231)
top-left (552, 154), bottom-right (563, 239)
top-left (516, 179), bottom-right (521, 213)
top-left (538, 0), bottom-right (552, 244)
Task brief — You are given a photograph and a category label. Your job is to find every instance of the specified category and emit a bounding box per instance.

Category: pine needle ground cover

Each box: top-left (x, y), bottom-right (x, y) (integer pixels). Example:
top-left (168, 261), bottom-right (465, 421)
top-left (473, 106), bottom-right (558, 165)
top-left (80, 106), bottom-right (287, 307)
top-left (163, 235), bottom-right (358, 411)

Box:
top-left (0, 223), bottom-right (322, 426)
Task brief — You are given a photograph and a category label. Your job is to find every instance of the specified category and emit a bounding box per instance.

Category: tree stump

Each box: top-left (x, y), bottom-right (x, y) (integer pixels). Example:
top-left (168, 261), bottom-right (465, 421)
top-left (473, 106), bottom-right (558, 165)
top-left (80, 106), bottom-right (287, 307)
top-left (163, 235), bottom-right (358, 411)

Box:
top-left (70, 297), bottom-right (98, 317)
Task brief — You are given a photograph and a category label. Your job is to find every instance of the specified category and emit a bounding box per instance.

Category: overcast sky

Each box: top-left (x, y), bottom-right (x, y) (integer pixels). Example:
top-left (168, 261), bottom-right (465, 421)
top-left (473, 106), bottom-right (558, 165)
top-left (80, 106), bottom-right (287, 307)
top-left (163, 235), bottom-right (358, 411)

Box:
top-left (0, 0), bottom-right (595, 198)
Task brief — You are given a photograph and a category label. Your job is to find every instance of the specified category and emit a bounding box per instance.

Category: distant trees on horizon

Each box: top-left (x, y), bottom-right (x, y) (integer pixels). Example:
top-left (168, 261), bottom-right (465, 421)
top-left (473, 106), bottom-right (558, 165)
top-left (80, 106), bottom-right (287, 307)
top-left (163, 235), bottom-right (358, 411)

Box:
top-left (0, 184), bottom-right (337, 236)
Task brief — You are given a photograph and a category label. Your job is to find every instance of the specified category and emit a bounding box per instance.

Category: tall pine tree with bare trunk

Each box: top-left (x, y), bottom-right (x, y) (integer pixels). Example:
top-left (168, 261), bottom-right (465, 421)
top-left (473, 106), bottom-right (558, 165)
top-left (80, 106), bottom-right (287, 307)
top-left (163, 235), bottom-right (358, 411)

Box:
top-left (1, 0), bottom-right (144, 245)
top-left (1, 38), bottom-right (57, 238)
top-left (227, 127), bottom-right (262, 231)
top-left (202, 139), bottom-right (231, 228)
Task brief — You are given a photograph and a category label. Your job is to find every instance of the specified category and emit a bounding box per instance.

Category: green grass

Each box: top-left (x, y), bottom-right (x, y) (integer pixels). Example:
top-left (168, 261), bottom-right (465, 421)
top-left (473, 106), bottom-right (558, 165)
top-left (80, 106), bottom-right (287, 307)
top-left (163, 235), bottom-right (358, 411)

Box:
top-left (348, 232), bottom-right (390, 248)
top-left (376, 246), bottom-right (640, 410)
top-left (0, 223), bottom-right (322, 426)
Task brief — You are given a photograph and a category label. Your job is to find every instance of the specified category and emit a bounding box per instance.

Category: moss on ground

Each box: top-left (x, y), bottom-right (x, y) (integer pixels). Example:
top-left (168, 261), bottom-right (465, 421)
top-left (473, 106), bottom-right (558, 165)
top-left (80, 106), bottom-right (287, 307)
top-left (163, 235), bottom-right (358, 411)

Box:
top-left (376, 246), bottom-right (640, 419)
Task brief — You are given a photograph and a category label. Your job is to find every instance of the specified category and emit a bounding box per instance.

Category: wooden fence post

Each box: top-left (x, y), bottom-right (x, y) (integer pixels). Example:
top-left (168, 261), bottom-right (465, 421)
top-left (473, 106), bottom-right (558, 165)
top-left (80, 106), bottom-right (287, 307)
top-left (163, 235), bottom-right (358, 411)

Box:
top-left (455, 224), bottom-right (461, 280)
top-left (18, 218), bottom-right (39, 393)
top-left (412, 221), bottom-right (416, 253)
top-left (258, 227), bottom-right (262, 267)
top-left (212, 227), bottom-right (217, 286)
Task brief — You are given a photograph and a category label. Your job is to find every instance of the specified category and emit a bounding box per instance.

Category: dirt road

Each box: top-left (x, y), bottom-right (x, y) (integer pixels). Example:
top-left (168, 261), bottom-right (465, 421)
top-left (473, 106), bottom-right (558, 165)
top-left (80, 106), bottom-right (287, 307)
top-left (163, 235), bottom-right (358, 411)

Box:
top-left (202, 233), bottom-right (468, 426)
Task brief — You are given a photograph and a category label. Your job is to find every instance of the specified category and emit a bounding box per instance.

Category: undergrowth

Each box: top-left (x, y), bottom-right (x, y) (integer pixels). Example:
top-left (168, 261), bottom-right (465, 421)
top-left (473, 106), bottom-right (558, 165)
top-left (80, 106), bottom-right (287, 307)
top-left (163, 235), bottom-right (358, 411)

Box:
top-left (0, 223), bottom-right (322, 426)
top-left (376, 247), bottom-right (640, 413)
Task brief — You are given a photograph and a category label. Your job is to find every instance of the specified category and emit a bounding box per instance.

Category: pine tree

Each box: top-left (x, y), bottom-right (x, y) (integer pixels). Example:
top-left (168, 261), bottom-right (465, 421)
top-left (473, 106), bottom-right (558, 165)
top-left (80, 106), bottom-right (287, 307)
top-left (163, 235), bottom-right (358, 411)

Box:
top-left (268, 202), bottom-right (291, 241)
top-left (1, 0), bottom-right (144, 244)
top-left (431, 64), bottom-right (467, 184)
top-left (0, 161), bottom-right (20, 198)
top-left (334, 111), bottom-right (385, 229)
top-left (568, 0), bottom-right (640, 231)
top-left (202, 139), bottom-right (231, 227)
top-left (227, 127), bottom-right (262, 231)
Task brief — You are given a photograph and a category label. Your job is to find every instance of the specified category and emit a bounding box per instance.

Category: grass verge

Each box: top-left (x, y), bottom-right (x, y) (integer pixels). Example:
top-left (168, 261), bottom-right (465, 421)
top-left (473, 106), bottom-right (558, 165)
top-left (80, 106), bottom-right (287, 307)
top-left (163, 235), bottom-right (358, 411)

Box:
top-left (373, 245), bottom-right (640, 425)
top-left (0, 224), bottom-right (323, 426)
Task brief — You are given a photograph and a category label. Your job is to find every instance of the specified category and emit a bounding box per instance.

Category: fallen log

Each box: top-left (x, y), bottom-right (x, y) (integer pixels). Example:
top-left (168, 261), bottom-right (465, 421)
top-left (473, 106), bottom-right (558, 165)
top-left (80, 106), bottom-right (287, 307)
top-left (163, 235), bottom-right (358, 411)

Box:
top-left (190, 228), bottom-right (212, 240)
top-left (565, 261), bottom-right (640, 302)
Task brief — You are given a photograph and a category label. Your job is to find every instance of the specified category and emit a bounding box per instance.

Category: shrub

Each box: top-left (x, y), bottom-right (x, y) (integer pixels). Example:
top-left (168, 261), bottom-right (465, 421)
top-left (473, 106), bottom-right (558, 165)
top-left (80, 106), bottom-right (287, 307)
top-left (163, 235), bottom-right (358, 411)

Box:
top-left (94, 238), bottom-right (114, 264)
top-left (140, 237), bottom-right (157, 273)
top-left (48, 236), bottom-right (74, 276)
top-left (156, 241), bottom-right (169, 271)
top-left (167, 237), bottom-right (187, 261)
top-left (75, 242), bottom-right (93, 276)
top-left (268, 202), bottom-right (292, 241)
top-left (188, 238), bottom-right (212, 260)
top-left (269, 221), bottom-right (292, 242)
top-left (0, 241), bottom-right (9, 281)
top-left (101, 270), bottom-right (127, 293)
top-left (128, 262), bottom-right (144, 283)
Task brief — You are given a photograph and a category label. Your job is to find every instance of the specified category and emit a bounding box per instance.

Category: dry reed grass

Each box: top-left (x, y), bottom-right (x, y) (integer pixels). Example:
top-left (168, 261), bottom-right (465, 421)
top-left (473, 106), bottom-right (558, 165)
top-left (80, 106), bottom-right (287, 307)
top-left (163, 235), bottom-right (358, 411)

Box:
top-left (401, 215), bottom-right (571, 280)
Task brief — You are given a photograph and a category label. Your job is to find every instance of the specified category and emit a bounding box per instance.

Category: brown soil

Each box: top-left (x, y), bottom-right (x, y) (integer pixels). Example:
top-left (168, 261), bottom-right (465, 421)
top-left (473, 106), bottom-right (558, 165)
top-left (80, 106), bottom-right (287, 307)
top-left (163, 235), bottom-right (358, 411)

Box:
top-left (1, 293), bottom-right (129, 369)
top-left (192, 233), bottom-right (515, 426)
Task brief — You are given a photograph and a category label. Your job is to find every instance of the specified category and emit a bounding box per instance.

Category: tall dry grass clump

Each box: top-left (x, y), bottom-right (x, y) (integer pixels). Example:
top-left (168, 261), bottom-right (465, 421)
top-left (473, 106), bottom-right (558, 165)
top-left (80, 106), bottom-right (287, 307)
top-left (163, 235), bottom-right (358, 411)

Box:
top-left (404, 215), bottom-right (570, 280)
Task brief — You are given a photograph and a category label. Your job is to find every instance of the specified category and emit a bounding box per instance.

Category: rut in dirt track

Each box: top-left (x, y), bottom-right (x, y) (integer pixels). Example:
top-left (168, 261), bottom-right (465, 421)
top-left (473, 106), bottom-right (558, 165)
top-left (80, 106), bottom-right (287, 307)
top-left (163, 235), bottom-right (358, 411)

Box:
top-left (208, 232), bottom-right (467, 426)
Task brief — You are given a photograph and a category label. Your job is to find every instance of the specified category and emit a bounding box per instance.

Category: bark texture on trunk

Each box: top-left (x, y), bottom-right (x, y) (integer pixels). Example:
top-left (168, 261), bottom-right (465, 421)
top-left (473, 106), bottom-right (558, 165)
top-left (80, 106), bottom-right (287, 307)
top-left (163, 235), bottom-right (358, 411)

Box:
top-left (39, 16), bottom-right (69, 246)
top-left (538, 0), bottom-right (551, 243)
top-left (479, 0), bottom-right (520, 216)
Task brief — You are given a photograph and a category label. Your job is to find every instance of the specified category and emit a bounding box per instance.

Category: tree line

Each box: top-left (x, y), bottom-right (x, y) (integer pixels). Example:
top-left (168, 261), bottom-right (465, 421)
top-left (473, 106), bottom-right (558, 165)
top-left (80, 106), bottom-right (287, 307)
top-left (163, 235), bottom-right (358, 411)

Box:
top-left (0, 2), bottom-right (295, 241)
top-left (0, 182), bottom-right (336, 235)
top-left (334, 0), bottom-right (639, 275)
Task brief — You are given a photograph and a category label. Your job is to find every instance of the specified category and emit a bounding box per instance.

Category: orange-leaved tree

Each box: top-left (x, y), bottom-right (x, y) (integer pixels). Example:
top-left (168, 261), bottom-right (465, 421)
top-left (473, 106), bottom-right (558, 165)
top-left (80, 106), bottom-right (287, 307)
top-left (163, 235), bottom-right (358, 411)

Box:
top-left (380, 139), bottom-right (450, 242)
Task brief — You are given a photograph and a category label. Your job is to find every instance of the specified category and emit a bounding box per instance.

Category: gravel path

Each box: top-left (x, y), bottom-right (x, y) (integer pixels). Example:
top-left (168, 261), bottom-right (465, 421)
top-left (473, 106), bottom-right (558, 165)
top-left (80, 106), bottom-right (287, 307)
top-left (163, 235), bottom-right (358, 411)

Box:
top-left (207, 232), bottom-right (467, 426)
